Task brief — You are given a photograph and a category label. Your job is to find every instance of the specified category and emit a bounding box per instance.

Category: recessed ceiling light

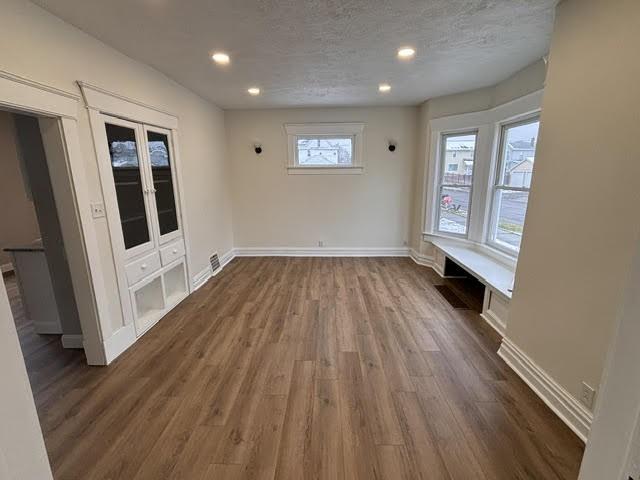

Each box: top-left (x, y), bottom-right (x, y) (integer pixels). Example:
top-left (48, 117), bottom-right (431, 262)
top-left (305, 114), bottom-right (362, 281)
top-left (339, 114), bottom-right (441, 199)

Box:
top-left (211, 52), bottom-right (230, 65)
top-left (248, 87), bottom-right (261, 96)
top-left (379, 83), bottom-right (391, 93)
top-left (397, 47), bottom-right (416, 59)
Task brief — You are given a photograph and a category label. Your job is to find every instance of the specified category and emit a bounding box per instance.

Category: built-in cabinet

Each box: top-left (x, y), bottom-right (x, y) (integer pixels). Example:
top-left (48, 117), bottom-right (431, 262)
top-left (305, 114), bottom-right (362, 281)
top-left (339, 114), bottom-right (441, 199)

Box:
top-left (98, 114), bottom-right (188, 336)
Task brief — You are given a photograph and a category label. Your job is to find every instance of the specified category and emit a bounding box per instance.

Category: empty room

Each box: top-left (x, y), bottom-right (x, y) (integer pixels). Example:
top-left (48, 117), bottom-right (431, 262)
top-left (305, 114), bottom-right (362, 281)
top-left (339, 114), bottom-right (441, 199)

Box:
top-left (1, 0), bottom-right (639, 479)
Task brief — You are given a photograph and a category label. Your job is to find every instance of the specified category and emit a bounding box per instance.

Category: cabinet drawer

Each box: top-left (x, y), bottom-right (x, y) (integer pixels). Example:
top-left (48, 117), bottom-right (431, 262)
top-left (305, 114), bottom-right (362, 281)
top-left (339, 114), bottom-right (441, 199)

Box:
top-left (160, 240), bottom-right (185, 266)
top-left (126, 251), bottom-right (161, 286)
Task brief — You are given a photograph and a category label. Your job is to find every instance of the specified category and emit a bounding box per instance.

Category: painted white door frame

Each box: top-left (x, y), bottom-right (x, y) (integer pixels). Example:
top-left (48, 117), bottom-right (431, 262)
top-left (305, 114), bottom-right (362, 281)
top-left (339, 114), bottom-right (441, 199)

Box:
top-left (578, 231), bottom-right (640, 479)
top-left (0, 69), bottom-right (109, 365)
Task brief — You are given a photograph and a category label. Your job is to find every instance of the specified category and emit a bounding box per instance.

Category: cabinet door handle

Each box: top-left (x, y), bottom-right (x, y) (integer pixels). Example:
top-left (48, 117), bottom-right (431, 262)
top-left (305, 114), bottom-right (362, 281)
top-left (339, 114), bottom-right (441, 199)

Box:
top-left (172, 249), bottom-right (178, 254)
top-left (141, 264), bottom-right (147, 270)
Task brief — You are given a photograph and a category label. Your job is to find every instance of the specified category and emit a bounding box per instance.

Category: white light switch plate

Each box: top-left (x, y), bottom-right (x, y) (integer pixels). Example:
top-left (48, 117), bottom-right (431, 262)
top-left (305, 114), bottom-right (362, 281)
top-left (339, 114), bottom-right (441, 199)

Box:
top-left (91, 202), bottom-right (105, 219)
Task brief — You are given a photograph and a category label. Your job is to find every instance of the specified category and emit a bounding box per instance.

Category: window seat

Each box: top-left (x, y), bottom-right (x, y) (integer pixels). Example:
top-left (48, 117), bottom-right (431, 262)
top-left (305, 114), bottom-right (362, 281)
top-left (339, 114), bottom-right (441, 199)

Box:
top-left (430, 237), bottom-right (514, 335)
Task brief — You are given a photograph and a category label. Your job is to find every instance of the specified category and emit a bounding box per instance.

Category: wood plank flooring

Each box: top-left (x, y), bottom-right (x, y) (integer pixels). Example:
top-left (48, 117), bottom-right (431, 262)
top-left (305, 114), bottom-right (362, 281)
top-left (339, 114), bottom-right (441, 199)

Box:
top-left (6, 258), bottom-right (584, 479)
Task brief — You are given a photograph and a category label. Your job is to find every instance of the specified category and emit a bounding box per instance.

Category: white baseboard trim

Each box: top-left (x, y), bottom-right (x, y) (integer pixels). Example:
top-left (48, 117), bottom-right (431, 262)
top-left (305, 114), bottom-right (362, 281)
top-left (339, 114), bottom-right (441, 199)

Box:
top-left (497, 337), bottom-right (593, 443)
top-left (409, 248), bottom-right (434, 267)
top-left (1, 262), bottom-right (13, 273)
top-left (61, 334), bottom-right (84, 349)
top-left (103, 323), bottom-right (136, 365)
top-left (480, 312), bottom-right (506, 337)
top-left (192, 265), bottom-right (212, 291)
top-left (233, 246), bottom-right (411, 257)
top-left (193, 248), bottom-right (235, 291)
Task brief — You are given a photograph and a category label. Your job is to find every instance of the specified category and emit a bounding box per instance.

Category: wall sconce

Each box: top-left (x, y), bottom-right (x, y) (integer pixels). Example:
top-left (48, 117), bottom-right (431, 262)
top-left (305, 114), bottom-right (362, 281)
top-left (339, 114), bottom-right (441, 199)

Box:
top-left (254, 143), bottom-right (263, 154)
top-left (388, 141), bottom-right (397, 152)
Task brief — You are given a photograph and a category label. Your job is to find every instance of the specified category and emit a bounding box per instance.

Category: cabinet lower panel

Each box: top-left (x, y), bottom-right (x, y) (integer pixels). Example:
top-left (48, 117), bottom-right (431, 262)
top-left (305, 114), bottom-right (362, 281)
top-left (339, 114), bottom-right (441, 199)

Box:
top-left (129, 257), bottom-right (188, 337)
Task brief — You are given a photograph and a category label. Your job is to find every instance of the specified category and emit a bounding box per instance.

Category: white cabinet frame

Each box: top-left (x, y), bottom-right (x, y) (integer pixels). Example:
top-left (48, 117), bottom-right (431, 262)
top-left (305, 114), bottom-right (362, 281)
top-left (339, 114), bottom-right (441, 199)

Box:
top-left (80, 82), bottom-right (193, 342)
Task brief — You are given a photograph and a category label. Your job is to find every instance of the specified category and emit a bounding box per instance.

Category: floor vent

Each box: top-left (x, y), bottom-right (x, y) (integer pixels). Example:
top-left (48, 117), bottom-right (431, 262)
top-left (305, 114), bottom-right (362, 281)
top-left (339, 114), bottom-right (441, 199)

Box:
top-left (434, 284), bottom-right (469, 309)
top-left (209, 252), bottom-right (221, 273)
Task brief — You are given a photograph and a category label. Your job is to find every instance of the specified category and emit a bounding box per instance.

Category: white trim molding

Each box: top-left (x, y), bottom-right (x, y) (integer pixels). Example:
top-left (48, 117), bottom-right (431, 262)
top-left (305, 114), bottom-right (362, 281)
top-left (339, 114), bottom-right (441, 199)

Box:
top-left (409, 249), bottom-right (434, 267)
top-left (498, 337), bottom-right (593, 442)
top-left (234, 247), bottom-right (409, 257)
top-left (284, 122), bottom-right (365, 175)
top-left (61, 334), bottom-right (84, 349)
top-left (77, 81), bottom-right (178, 129)
top-left (103, 324), bottom-right (137, 364)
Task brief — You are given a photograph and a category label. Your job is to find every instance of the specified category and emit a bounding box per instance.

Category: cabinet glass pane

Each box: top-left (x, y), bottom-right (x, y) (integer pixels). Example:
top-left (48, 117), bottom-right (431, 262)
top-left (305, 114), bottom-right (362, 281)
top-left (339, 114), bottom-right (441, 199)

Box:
top-left (105, 123), bottom-right (150, 249)
top-left (147, 131), bottom-right (179, 236)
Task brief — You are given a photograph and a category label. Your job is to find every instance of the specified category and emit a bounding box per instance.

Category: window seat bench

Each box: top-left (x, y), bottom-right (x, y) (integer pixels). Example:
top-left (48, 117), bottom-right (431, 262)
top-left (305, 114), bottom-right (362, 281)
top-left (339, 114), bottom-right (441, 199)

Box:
top-left (430, 237), bottom-right (515, 336)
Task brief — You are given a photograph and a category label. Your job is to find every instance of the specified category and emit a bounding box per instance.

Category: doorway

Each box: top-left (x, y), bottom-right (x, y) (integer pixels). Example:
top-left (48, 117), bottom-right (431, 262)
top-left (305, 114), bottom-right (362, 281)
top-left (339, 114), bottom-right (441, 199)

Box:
top-left (0, 110), bottom-right (87, 379)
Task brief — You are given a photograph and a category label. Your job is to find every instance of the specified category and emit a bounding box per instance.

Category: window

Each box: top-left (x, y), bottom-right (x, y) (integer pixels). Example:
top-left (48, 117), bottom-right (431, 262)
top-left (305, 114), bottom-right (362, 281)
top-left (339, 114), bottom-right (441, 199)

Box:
top-left (488, 117), bottom-right (540, 252)
top-left (296, 136), bottom-right (353, 166)
top-left (436, 132), bottom-right (477, 236)
top-left (285, 123), bottom-right (364, 174)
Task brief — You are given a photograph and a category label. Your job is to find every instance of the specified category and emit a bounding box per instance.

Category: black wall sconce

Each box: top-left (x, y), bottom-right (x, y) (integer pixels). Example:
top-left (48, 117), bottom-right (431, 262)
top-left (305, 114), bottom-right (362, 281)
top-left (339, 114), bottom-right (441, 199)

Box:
top-left (388, 141), bottom-right (397, 152)
top-left (254, 143), bottom-right (263, 154)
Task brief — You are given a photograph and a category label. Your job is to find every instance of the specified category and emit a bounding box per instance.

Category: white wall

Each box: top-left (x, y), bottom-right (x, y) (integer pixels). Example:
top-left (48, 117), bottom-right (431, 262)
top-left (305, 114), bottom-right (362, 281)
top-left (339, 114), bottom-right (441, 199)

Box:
top-left (0, 112), bottom-right (40, 268)
top-left (507, 0), bottom-right (640, 411)
top-left (0, 274), bottom-right (53, 480)
top-left (0, 0), bottom-right (234, 338)
top-left (227, 107), bottom-right (417, 250)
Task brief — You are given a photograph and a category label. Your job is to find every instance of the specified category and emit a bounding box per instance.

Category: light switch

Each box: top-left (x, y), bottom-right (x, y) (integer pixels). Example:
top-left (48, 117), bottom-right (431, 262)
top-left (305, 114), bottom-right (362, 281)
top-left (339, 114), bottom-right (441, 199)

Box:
top-left (91, 202), bottom-right (106, 219)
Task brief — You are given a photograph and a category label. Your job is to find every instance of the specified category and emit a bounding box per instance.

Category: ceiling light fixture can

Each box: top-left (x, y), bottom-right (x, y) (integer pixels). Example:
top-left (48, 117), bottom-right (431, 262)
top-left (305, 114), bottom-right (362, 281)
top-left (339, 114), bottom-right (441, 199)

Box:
top-left (248, 87), bottom-right (261, 96)
top-left (397, 47), bottom-right (416, 59)
top-left (379, 83), bottom-right (391, 93)
top-left (211, 52), bottom-right (230, 64)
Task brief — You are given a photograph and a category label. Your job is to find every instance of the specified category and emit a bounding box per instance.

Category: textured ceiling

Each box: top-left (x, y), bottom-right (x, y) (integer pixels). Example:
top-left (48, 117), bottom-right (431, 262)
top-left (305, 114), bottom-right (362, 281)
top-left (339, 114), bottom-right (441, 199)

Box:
top-left (31, 0), bottom-right (557, 109)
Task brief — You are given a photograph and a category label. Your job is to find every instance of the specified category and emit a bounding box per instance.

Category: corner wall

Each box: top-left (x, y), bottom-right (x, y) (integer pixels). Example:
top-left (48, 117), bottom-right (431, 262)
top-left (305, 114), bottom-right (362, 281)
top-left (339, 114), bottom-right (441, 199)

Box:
top-left (506, 0), bottom-right (640, 411)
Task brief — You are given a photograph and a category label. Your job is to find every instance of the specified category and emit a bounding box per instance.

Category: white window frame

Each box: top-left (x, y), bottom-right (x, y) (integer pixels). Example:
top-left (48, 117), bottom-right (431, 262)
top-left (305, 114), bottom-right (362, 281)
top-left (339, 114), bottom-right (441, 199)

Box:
top-left (487, 114), bottom-right (540, 255)
top-left (434, 130), bottom-right (479, 239)
top-left (284, 123), bottom-right (364, 175)
top-left (422, 90), bottom-right (543, 261)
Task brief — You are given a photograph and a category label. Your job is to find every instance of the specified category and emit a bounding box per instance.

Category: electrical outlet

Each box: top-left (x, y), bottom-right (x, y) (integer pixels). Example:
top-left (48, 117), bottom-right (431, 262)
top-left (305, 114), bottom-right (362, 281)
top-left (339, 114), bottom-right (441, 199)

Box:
top-left (580, 382), bottom-right (596, 409)
top-left (318, 240), bottom-right (324, 247)
top-left (91, 202), bottom-right (105, 219)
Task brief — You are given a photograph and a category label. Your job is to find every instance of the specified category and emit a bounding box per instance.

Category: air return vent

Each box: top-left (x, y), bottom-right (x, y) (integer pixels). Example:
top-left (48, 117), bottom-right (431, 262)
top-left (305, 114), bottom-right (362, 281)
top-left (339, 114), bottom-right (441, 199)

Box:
top-left (209, 252), bottom-right (220, 273)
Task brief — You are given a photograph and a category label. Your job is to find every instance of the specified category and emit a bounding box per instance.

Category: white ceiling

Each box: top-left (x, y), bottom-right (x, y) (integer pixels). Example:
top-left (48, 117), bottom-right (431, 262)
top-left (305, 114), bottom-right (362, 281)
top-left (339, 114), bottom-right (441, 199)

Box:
top-left (32, 0), bottom-right (557, 109)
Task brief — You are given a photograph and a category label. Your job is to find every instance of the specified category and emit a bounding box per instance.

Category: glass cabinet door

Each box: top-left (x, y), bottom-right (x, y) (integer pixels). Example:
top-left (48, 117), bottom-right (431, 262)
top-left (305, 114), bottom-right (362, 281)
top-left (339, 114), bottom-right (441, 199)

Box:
top-left (104, 120), bottom-right (155, 254)
top-left (145, 128), bottom-right (180, 242)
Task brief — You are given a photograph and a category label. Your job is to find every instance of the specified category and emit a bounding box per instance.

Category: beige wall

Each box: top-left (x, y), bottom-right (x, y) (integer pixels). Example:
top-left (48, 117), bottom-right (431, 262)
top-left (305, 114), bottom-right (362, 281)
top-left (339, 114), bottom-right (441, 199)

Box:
top-left (408, 59), bottom-right (547, 255)
top-left (507, 0), bottom-right (640, 406)
top-left (0, 0), bottom-right (234, 338)
top-left (0, 112), bottom-right (40, 268)
top-left (0, 274), bottom-right (53, 479)
top-left (227, 107), bottom-right (417, 250)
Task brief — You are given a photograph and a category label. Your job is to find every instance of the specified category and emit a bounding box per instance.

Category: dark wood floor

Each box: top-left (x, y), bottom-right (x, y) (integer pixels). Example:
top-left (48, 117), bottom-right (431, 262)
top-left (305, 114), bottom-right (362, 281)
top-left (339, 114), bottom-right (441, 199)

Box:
top-left (7, 258), bottom-right (584, 479)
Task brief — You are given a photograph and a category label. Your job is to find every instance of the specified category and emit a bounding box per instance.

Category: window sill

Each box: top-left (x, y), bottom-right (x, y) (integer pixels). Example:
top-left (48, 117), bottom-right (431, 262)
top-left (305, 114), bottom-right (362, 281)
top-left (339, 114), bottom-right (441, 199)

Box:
top-left (423, 232), bottom-right (517, 270)
top-left (287, 166), bottom-right (363, 175)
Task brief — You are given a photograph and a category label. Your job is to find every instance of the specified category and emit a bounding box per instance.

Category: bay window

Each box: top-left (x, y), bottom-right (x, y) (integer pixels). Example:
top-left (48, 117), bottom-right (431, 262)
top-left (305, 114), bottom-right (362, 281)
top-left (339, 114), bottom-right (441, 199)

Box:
top-left (423, 90), bottom-right (543, 259)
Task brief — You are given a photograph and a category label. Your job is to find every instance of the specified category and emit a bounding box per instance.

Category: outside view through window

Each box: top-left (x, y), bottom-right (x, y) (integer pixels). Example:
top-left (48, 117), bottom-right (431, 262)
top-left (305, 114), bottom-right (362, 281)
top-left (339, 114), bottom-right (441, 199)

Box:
top-left (438, 133), bottom-right (476, 235)
top-left (492, 119), bottom-right (539, 251)
top-left (297, 137), bottom-right (353, 166)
